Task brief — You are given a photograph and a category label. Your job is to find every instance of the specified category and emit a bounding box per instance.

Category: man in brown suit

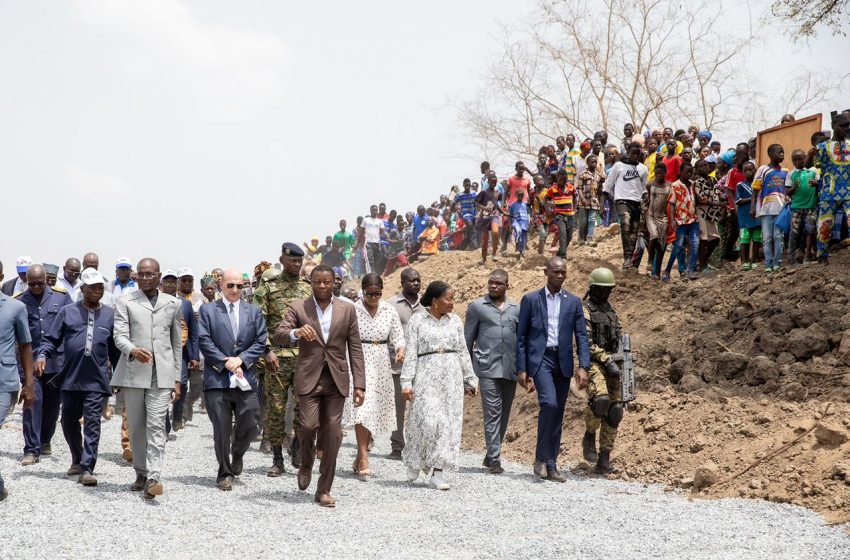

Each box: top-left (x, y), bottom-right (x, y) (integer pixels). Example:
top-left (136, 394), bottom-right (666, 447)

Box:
top-left (273, 264), bottom-right (365, 507)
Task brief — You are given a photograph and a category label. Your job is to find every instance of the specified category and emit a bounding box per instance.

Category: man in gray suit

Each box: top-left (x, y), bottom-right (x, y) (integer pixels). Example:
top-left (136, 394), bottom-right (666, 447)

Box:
top-left (464, 269), bottom-right (519, 475)
top-left (112, 258), bottom-right (182, 501)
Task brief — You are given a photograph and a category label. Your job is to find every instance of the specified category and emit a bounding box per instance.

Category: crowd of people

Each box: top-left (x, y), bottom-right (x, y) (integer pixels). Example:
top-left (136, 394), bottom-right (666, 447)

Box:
top-left (0, 111), bottom-right (847, 508)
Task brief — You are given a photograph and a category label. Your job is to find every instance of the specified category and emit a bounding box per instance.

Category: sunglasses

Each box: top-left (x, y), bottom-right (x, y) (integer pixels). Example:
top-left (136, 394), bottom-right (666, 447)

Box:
top-left (226, 283), bottom-right (245, 290)
top-left (364, 291), bottom-right (383, 298)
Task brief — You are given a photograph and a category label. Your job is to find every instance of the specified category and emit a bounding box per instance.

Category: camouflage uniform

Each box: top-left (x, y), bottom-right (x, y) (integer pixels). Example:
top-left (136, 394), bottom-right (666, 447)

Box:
top-left (582, 300), bottom-right (623, 452)
top-left (253, 272), bottom-right (312, 448)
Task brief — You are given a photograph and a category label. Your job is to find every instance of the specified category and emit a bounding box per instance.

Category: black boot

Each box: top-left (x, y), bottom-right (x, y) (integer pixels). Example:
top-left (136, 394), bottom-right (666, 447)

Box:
top-left (595, 449), bottom-right (612, 474)
top-left (582, 432), bottom-right (598, 464)
top-left (290, 436), bottom-right (301, 469)
top-left (267, 446), bottom-right (285, 477)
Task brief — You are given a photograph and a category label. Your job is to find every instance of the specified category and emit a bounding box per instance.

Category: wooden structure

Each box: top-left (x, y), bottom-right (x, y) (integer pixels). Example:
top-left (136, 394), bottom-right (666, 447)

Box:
top-left (756, 114), bottom-right (823, 167)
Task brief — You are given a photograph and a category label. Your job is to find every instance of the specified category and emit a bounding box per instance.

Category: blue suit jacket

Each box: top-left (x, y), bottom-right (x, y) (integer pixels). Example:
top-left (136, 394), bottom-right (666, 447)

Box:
top-left (515, 287), bottom-right (590, 378)
top-left (198, 299), bottom-right (267, 391)
top-left (180, 298), bottom-right (199, 382)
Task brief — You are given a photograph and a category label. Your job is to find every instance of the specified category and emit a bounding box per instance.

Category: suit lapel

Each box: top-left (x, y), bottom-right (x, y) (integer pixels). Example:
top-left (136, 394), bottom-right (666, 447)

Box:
top-left (538, 288), bottom-right (548, 327)
top-left (304, 299), bottom-right (326, 346)
top-left (216, 300), bottom-right (236, 342)
top-left (328, 299), bottom-right (345, 345)
top-left (237, 301), bottom-right (250, 344)
top-left (558, 291), bottom-right (570, 334)
top-left (132, 290), bottom-right (152, 311)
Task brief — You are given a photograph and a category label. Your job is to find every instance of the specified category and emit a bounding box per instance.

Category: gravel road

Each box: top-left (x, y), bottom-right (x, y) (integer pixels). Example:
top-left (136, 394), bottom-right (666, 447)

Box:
top-left (0, 407), bottom-right (847, 560)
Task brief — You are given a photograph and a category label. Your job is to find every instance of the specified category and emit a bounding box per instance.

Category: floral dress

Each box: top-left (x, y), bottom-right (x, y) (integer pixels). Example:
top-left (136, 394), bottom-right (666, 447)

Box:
top-left (401, 312), bottom-right (478, 471)
top-left (352, 300), bottom-right (406, 435)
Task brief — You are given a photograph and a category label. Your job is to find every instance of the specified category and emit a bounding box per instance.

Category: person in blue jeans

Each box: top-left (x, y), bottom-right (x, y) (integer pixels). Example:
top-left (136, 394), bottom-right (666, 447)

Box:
top-left (751, 144), bottom-right (788, 272)
top-left (663, 163), bottom-right (700, 281)
top-left (0, 268), bottom-right (36, 501)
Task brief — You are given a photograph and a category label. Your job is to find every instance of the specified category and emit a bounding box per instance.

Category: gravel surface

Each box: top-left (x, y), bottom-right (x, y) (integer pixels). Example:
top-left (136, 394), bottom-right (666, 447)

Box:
top-left (1, 406), bottom-right (848, 560)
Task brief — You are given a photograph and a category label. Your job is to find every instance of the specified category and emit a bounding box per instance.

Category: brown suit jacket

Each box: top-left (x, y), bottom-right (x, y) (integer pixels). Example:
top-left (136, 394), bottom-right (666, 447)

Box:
top-left (273, 297), bottom-right (365, 397)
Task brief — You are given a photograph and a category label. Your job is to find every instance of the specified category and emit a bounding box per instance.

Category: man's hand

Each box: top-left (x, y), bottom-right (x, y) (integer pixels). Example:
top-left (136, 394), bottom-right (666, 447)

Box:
top-left (130, 347), bottom-right (153, 363)
top-left (188, 360), bottom-right (200, 370)
top-left (516, 371), bottom-right (535, 394)
top-left (353, 388), bottom-right (365, 407)
top-left (224, 356), bottom-right (243, 372)
top-left (18, 384), bottom-right (35, 409)
top-left (234, 367), bottom-right (244, 379)
top-left (34, 358), bottom-right (46, 377)
top-left (265, 349), bottom-right (279, 372)
top-left (296, 325), bottom-right (318, 342)
top-left (394, 347), bottom-right (406, 364)
top-left (402, 388), bottom-right (414, 402)
top-left (171, 382), bottom-right (181, 404)
top-left (575, 367), bottom-right (589, 390)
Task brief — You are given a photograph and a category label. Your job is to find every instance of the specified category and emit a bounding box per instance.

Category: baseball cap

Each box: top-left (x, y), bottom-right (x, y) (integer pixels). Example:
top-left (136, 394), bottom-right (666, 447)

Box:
top-left (177, 267), bottom-right (193, 278)
top-left (115, 257), bottom-right (132, 269)
top-left (162, 269), bottom-right (178, 279)
top-left (80, 268), bottom-right (106, 286)
top-left (16, 255), bottom-right (33, 273)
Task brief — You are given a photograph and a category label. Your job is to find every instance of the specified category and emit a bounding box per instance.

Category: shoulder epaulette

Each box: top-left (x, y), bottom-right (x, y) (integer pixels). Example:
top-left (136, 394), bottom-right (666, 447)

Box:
top-left (12, 292), bottom-right (24, 299)
top-left (52, 286), bottom-right (67, 293)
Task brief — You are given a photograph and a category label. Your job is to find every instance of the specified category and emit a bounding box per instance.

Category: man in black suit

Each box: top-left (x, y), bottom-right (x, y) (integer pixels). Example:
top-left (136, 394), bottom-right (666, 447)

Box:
top-left (198, 268), bottom-right (267, 491)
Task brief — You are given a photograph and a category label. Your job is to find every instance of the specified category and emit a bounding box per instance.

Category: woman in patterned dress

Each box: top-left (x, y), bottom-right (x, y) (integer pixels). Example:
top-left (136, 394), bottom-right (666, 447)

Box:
top-left (352, 273), bottom-right (406, 476)
top-left (401, 281), bottom-right (478, 490)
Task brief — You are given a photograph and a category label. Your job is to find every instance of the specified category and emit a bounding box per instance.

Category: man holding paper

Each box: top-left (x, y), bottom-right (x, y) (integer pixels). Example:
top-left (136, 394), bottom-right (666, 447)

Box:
top-left (198, 268), bottom-right (268, 491)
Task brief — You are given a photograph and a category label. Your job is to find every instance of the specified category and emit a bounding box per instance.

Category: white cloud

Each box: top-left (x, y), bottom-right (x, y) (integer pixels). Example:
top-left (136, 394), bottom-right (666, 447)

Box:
top-left (71, 0), bottom-right (288, 120)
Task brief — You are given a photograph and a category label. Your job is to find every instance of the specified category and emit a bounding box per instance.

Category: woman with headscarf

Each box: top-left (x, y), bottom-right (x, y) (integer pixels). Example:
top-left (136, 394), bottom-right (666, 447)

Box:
top-left (401, 281), bottom-right (478, 490)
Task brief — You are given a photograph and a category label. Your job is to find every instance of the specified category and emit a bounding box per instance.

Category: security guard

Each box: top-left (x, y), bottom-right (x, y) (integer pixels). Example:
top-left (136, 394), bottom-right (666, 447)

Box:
top-left (580, 267), bottom-right (626, 474)
top-left (253, 242), bottom-right (312, 476)
top-left (15, 264), bottom-right (72, 465)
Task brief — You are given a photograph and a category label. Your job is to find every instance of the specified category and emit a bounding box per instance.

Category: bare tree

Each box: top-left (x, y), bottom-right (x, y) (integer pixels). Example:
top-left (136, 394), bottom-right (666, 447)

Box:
top-left (771, 0), bottom-right (848, 38)
top-left (454, 0), bottom-right (755, 162)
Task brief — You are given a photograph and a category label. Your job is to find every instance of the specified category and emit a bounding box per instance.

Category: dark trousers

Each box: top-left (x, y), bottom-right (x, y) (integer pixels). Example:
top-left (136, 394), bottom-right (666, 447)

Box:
top-left (298, 366), bottom-right (344, 495)
top-left (172, 382), bottom-right (188, 426)
top-left (533, 349), bottom-right (571, 468)
top-left (554, 214), bottom-right (575, 258)
top-left (22, 372), bottom-right (62, 455)
top-left (480, 378), bottom-right (516, 462)
top-left (185, 370), bottom-right (204, 422)
top-left (615, 200), bottom-right (642, 263)
top-left (390, 373), bottom-right (405, 452)
top-left (205, 388), bottom-right (260, 481)
top-left (61, 390), bottom-right (107, 473)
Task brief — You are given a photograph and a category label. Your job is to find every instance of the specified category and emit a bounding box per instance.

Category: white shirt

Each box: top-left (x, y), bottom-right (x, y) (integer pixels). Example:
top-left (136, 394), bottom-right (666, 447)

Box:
top-left (290, 296), bottom-right (335, 342)
top-left (545, 288), bottom-right (564, 347)
top-left (225, 297), bottom-right (240, 337)
top-left (603, 160), bottom-right (648, 202)
top-left (362, 217), bottom-right (384, 244)
top-left (12, 278), bottom-right (27, 295)
top-left (56, 276), bottom-right (82, 302)
top-left (112, 277), bottom-right (138, 297)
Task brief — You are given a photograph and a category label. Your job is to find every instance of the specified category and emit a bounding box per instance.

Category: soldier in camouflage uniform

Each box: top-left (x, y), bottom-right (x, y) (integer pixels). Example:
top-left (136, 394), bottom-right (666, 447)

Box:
top-left (581, 268), bottom-right (626, 474)
top-left (253, 243), bottom-right (312, 476)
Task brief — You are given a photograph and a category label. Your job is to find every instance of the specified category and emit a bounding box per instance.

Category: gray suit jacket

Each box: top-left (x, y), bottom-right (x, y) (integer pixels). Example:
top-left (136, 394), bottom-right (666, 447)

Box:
top-left (112, 290), bottom-right (183, 389)
top-left (464, 295), bottom-right (519, 380)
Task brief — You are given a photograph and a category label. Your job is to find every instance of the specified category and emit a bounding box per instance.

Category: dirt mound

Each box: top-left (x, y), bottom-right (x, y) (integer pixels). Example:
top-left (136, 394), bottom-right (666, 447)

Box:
top-left (380, 233), bottom-right (850, 523)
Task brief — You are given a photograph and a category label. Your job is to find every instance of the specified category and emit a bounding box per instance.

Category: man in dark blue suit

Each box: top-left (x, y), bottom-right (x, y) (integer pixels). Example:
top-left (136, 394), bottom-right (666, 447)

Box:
top-left (198, 268), bottom-right (268, 491)
top-left (516, 256), bottom-right (590, 482)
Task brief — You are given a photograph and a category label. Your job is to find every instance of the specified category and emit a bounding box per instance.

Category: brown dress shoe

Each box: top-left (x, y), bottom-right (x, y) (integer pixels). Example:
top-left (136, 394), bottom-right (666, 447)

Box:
top-left (78, 472), bottom-right (98, 486)
top-left (217, 477), bottom-right (233, 491)
top-left (143, 479), bottom-right (164, 500)
top-left (546, 466), bottom-right (566, 483)
top-left (297, 467), bottom-right (312, 491)
top-left (314, 492), bottom-right (336, 508)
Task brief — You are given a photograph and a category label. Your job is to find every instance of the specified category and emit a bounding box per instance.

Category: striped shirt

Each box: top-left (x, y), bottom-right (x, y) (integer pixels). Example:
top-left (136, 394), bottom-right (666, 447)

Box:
top-left (545, 184), bottom-right (577, 216)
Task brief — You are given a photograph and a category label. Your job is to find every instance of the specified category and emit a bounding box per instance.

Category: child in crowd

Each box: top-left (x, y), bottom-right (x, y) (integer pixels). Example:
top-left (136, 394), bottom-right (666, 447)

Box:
top-left (736, 161), bottom-right (761, 270)
top-left (785, 148), bottom-right (819, 265)
top-left (647, 162), bottom-right (670, 279)
top-left (575, 153), bottom-right (604, 246)
top-left (663, 162), bottom-right (699, 282)
top-left (508, 189), bottom-right (530, 259)
top-left (694, 158), bottom-right (725, 272)
top-left (751, 143), bottom-right (788, 272)
top-left (663, 138), bottom-right (683, 182)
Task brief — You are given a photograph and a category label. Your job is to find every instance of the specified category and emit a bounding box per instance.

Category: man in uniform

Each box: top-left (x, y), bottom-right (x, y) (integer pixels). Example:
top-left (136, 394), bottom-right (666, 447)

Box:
top-left (581, 268), bottom-right (628, 474)
top-left (43, 264), bottom-right (60, 287)
top-left (15, 264), bottom-right (73, 465)
top-left (253, 242), bottom-right (312, 476)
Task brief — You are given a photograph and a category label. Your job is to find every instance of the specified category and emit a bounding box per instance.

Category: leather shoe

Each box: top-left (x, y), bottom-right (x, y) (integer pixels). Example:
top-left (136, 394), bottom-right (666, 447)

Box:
top-left (217, 476), bottom-right (233, 491)
top-left (267, 459), bottom-right (285, 477)
top-left (143, 479), bottom-right (163, 500)
top-left (297, 466), bottom-right (312, 491)
top-left (21, 453), bottom-right (39, 466)
top-left (533, 460), bottom-right (548, 479)
top-left (130, 474), bottom-right (148, 491)
top-left (314, 492), bottom-right (336, 508)
top-left (546, 466), bottom-right (566, 483)
top-left (387, 449), bottom-right (402, 461)
top-left (78, 472), bottom-right (98, 486)
top-left (488, 461), bottom-right (504, 475)
top-left (67, 464), bottom-right (83, 477)
top-left (232, 454), bottom-right (244, 476)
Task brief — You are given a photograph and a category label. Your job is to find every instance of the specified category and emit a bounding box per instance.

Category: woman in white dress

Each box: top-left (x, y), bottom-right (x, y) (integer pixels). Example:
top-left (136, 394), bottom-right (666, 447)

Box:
top-left (353, 273), bottom-right (406, 476)
top-left (401, 281), bottom-right (478, 490)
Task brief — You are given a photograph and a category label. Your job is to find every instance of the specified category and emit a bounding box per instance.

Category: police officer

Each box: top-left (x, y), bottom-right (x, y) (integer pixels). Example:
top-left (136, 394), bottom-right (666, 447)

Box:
top-left (15, 264), bottom-right (73, 465)
top-left (43, 263), bottom-right (60, 287)
top-left (581, 267), bottom-right (626, 474)
top-left (253, 242), bottom-right (312, 476)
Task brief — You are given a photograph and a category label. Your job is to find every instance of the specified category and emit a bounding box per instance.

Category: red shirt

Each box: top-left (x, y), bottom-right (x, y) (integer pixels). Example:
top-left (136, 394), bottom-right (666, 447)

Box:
top-left (726, 168), bottom-right (746, 210)
top-left (664, 154), bottom-right (682, 183)
top-left (506, 174), bottom-right (531, 206)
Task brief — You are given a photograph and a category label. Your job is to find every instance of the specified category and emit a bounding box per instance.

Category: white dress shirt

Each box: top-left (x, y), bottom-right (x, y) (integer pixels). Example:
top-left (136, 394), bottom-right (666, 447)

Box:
top-left (56, 276), bottom-right (82, 302)
top-left (290, 296), bottom-right (334, 342)
top-left (225, 297), bottom-right (240, 337)
top-left (545, 288), bottom-right (563, 348)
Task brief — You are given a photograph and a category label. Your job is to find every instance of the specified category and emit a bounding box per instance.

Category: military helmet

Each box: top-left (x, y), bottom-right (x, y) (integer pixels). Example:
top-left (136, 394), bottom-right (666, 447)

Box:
top-left (588, 267), bottom-right (615, 287)
top-left (261, 267), bottom-right (282, 282)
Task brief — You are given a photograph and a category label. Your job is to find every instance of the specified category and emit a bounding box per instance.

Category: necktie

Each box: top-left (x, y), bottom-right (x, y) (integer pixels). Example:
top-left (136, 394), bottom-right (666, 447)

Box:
top-left (229, 303), bottom-right (238, 338)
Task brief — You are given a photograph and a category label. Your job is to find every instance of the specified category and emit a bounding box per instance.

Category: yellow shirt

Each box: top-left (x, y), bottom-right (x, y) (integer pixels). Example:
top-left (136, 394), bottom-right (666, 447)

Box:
top-left (645, 152), bottom-right (658, 183)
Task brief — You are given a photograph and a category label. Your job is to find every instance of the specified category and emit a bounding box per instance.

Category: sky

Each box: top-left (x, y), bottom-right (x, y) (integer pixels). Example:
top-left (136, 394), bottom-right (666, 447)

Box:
top-left (0, 0), bottom-right (847, 284)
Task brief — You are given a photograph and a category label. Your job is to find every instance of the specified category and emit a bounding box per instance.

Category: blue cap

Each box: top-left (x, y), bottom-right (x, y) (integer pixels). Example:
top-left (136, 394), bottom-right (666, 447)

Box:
top-left (281, 242), bottom-right (304, 257)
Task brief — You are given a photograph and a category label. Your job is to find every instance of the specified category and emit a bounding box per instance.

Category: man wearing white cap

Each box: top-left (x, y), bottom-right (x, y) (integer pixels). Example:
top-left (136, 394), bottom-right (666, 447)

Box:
top-left (36, 268), bottom-right (121, 486)
top-left (111, 257), bottom-right (138, 299)
top-left (1, 255), bottom-right (32, 296)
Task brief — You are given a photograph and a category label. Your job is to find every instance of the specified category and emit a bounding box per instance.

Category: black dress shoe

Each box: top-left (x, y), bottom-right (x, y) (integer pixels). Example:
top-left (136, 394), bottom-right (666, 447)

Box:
top-left (297, 467), bottom-right (312, 491)
top-left (387, 449), bottom-right (402, 461)
top-left (217, 476), bottom-right (233, 491)
top-left (488, 461), bottom-right (504, 475)
top-left (546, 466), bottom-right (566, 483)
top-left (131, 474), bottom-right (148, 491)
top-left (232, 454), bottom-right (244, 476)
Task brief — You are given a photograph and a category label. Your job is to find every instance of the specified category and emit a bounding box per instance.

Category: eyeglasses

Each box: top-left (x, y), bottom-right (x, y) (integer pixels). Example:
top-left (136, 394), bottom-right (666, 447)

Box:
top-left (137, 272), bottom-right (158, 279)
top-left (226, 283), bottom-right (245, 290)
top-left (64, 269), bottom-right (81, 277)
top-left (364, 291), bottom-right (382, 298)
